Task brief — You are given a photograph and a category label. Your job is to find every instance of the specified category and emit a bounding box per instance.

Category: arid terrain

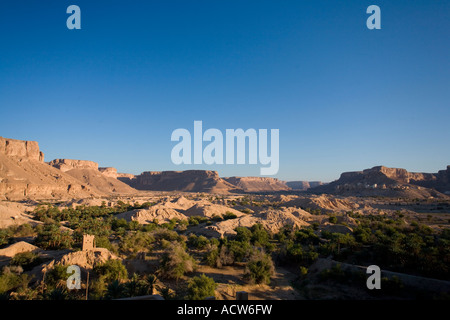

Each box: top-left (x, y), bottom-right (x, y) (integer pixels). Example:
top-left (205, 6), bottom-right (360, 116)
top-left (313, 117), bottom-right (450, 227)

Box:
top-left (0, 136), bottom-right (449, 300)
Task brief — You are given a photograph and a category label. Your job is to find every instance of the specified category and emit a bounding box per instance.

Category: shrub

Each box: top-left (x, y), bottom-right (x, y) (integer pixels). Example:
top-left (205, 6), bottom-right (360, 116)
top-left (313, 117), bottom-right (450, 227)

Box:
top-left (235, 227), bottom-right (252, 243)
top-left (119, 232), bottom-right (154, 255)
top-left (159, 242), bottom-right (197, 280)
top-left (329, 216), bottom-right (338, 224)
top-left (94, 259), bottom-right (128, 283)
top-left (152, 228), bottom-right (182, 243)
top-left (0, 229), bottom-right (12, 247)
top-left (105, 280), bottom-right (126, 299)
top-left (205, 245), bottom-right (220, 267)
top-left (188, 216), bottom-right (208, 226)
top-left (95, 236), bottom-right (114, 251)
top-left (228, 240), bottom-right (252, 262)
top-left (223, 212), bottom-right (238, 220)
top-left (243, 250), bottom-right (275, 285)
top-left (250, 224), bottom-right (270, 247)
top-left (11, 252), bottom-right (43, 271)
top-left (299, 266), bottom-right (308, 277)
top-left (112, 218), bottom-right (128, 231)
top-left (186, 274), bottom-right (217, 300)
top-left (187, 234), bottom-right (209, 250)
top-left (45, 265), bottom-right (69, 290)
top-left (0, 266), bottom-right (30, 295)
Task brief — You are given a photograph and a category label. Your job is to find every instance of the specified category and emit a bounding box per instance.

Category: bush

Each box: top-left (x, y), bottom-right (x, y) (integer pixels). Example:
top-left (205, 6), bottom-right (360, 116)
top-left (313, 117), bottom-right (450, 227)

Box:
top-left (105, 280), bottom-right (126, 299)
top-left (243, 250), bottom-right (275, 285)
top-left (152, 228), bottom-right (182, 243)
top-left (186, 274), bottom-right (217, 300)
top-left (95, 236), bottom-right (114, 251)
top-left (223, 212), bottom-right (238, 220)
top-left (188, 216), bottom-right (208, 226)
top-left (299, 266), bottom-right (308, 277)
top-left (159, 242), bottom-right (197, 280)
top-left (250, 224), bottom-right (270, 247)
top-left (187, 234), bottom-right (209, 250)
top-left (94, 259), bottom-right (128, 283)
top-left (0, 266), bottom-right (30, 295)
top-left (235, 227), bottom-right (252, 243)
top-left (204, 245), bottom-right (220, 267)
top-left (228, 240), bottom-right (252, 262)
top-left (45, 265), bottom-right (69, 290)
top-left (119, 231), bottom-right (154, 255)
top-left (329, 216), bottom-right (338, 224)
top-left (112, 218), bottom-right (128, 231)
top-left (11, 252), bottom-right (43, 271)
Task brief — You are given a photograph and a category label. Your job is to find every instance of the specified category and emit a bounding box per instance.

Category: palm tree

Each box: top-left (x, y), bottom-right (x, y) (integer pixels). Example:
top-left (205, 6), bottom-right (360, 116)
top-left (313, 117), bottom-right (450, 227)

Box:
top-left (105, 280), bottom-right (125, 299)
top-left (47, 288), bottom-right (68, 300)
top-left (125, 273), bottom-right (140, 297)
top-left (146, 274), bottom-right (157, 295)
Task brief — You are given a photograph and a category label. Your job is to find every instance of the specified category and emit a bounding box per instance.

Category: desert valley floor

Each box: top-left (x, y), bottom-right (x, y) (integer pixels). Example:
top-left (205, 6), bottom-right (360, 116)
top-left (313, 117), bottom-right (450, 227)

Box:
top-left (0, 137), bottom-right (449, 300)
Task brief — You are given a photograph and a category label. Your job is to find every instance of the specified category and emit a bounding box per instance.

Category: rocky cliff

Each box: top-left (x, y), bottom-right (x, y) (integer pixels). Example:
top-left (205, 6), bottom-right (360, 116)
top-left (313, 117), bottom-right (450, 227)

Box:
top-left (119, 170), bottom-right (241, 194)
top-left (286, 181), bottom-right (325, 191)
top-left (48, 159), bottom-right (99, 172)
top-left (99, 167), bottom-right (118, 179)
top-left (49, 160), bottom-right (137, 194)
top-left (224, 176), bottom-right (290, 192)
top-left (311, 165), bottom-right (450, 198)
top-left (0, 138), bottom-right (101, 201)
top-left (0, 137), bottom-right (44, 162)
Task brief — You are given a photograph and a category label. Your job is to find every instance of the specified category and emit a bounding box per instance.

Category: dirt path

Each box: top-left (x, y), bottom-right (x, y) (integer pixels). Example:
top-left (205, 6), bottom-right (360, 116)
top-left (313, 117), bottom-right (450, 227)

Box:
top-left (195, 264), bottom-right (303, 300)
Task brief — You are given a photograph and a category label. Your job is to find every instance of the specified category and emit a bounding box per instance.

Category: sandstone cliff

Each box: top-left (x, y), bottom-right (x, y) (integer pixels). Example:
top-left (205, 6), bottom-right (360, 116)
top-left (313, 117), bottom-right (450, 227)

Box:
top-left (0, 136), bottom-right (44, 162)
top-left (99, 167), bottom-right (118, 179)
top-left (119, 170), bottom-right (241, 194)
top-left (311, 166), bottom-right (450, 198)
top-left (286, 181), bottom-right (325, 191)
top-left (48, 159), bottom-right (99, 172)
top-left (224, 176), bottom-right (290, 192)
top-left (0, 138), bottom-right (101, 201)
top-left (49, 160), bottom-right (137, 194)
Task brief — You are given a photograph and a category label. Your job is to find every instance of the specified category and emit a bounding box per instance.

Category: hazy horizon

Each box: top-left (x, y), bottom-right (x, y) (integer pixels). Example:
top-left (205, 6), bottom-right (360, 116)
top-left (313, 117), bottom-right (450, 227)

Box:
top-left (1, 1), bottom-right (449, 182)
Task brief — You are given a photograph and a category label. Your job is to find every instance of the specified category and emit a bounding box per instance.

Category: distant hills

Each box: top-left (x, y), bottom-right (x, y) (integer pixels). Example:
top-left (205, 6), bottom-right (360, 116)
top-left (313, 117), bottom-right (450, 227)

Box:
top-left (118, 170), bottom-right (240, 193)
top-left (311, 165), bottom-right (450, 198)
top-left (1, 136), bottom-right (448, 200)
top-left (286, 181), bottom-right (325, 191)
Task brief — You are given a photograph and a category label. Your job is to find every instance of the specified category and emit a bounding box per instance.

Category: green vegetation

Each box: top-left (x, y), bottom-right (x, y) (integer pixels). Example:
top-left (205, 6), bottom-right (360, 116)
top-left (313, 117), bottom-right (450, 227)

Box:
top-left (159, 241), bottom-right (197, 280)
top-left (11, 252), bottom-right (43, 271)
top-left (93, 259), bottom-right (128, 283)
top-left (243, 250), bottom-right (275, 284)
top-left (186, 274), bottom-right (217, 300)
top-left (0, 202), bottom-right (448, 300)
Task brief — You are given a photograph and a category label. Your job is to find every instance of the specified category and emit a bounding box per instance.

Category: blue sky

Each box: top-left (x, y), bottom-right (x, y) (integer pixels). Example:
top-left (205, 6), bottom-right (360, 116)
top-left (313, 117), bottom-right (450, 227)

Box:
top-left (0, 0), bottom-right (449, 182)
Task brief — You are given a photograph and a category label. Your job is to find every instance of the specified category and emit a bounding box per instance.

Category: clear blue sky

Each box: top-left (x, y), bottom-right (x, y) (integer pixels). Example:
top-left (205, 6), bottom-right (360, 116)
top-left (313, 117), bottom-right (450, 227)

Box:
top-left (0, 0), bottom-right (449, 182)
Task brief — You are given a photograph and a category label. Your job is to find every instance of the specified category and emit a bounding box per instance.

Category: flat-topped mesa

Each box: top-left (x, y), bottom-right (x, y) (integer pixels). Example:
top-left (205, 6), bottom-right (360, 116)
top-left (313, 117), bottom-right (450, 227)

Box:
top-left (49, 160), bottom-right (136, 194)
top-left (48, 159), bottom-right (99, 172)
top-left (286, 181), bottom-right (325, 191)
top-left (312, 165), bottom-right (450, 198)
top-left (141, 170), bottom-right (220, 177)
top-left (339, 166), bottom-right (412, 185)
top-left (224, 176), bottom-right (290, 192)
top-left (120, 170), bottom-right (240, 193)
top-left (0, 137), bottom-right (44, 162)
